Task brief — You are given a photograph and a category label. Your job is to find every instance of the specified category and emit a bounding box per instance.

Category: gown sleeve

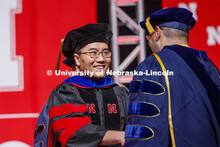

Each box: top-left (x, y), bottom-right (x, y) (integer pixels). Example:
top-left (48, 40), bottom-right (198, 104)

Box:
top-left (125, 50), bottom-right (220, 147)
top-left (113, 86), bottom-right (129, 130)
top-left (125, 55), bottom-right (170, 146)
top-left (47, 83), bottom-right (107, 147)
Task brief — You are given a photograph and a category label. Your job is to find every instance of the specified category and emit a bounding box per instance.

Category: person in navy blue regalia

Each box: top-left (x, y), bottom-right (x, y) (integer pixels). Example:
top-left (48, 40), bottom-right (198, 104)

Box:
top-left (34, 24), bottom-right (129, 147)
top-left (124, 7), bottom-right (220, 147)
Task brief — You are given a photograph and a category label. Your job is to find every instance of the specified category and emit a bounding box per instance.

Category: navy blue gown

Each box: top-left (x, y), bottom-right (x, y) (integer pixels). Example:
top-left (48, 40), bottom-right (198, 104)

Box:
top-left (125, 45), bottom-right (220, 147)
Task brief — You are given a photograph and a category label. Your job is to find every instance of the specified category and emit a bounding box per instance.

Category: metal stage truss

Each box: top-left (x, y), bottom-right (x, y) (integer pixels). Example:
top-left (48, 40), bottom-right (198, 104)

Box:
top-left (109, 0), bottom-right (146, 84)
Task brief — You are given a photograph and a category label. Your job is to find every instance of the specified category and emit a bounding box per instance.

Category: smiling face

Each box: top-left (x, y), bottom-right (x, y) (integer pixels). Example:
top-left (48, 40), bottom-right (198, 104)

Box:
top-left (73, 42), bottom-right (111, 79)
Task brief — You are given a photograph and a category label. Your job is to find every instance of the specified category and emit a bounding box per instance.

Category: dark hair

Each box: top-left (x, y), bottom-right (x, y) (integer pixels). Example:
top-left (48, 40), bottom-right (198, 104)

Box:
top-left (71, 62), bottom-right (76, 71)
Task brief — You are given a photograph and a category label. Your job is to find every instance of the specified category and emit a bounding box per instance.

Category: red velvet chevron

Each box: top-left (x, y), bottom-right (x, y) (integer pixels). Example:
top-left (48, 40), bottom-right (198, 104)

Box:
top-left (49, 103), bottom-right (88, 119)
top-left (49, 104), bottom-right (91, 147)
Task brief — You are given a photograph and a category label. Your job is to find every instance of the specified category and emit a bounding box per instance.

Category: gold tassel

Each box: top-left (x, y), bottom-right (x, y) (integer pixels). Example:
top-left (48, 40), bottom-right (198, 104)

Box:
top-left (145, 17), bottom-right (155, 35)
top-left (55, 39), bottom-right (64, 71)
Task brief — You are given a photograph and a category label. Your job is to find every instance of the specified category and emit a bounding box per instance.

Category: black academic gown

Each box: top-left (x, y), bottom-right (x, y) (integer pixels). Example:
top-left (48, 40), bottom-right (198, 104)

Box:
top-left (34, 76), bottom-right (129, 147)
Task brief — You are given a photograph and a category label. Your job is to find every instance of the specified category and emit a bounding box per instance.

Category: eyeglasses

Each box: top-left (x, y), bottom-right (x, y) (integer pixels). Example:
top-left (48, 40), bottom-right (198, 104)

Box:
top-left (78, 50), bottom-right (111, 58)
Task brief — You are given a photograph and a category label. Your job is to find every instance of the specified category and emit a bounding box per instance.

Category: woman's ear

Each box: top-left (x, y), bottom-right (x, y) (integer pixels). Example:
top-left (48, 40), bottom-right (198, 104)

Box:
top-left (73, 54), bottom-right (80, 66)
